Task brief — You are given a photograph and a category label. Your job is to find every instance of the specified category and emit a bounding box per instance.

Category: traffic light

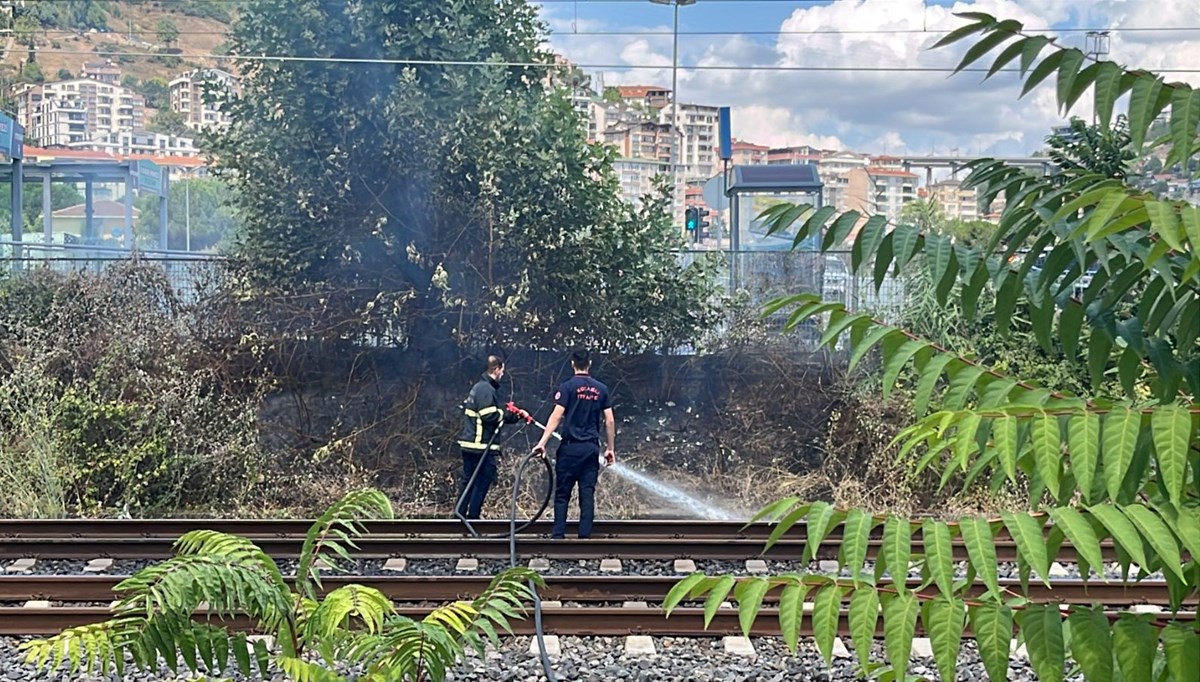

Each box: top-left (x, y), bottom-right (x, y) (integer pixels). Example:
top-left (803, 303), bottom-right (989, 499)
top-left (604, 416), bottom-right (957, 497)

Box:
top-left (685, 207), bottom-right (699, 231)
top-left (696, 207), bottom-right (710, 230)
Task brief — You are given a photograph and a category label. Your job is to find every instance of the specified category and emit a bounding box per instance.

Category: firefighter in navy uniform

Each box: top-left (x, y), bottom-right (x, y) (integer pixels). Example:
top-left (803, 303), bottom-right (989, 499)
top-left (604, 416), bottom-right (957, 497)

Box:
top-left (532, 349), bottom-right (616, 539)
top-left (457, 355), bottom-right (528, 519)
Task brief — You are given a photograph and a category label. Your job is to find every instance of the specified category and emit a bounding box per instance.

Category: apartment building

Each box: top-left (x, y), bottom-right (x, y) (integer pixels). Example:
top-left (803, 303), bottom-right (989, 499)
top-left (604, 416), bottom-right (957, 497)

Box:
top-left (844, 166), bottom-right (918, 222)
top-left (768, 145), bottom-right (822, 165)
top-left (929, 178), bottom-right (981, 222)
top-left (80, 60), bottom-right (121, 85)
top-left (614, 85), bottom-right (671, 110)
top-left (602, 121), bottom-right (678, 165)
top-left (69, 130), bottom-right (199, 157)
top-left (818, 151), bottom-right (869, 210)
top-left (169, 69), bottom-right (240, 131)
top-left (666, 103), bottom-right (720, 180)
top-left (17, 79), bottom-right (146, 147)
top-left (586, 100), bottom-right (644, 143)
top-left (731, 139), bottom-right (769, 166)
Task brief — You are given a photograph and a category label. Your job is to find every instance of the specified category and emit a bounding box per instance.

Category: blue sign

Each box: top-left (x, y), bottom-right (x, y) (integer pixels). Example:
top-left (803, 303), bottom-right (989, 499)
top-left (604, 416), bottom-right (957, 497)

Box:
top-left (0, 113), bottom-right (23, 162)
top-left (718, 106), bottom-right (732, 161)
top-left (133, 160), bottom-right (166, 197)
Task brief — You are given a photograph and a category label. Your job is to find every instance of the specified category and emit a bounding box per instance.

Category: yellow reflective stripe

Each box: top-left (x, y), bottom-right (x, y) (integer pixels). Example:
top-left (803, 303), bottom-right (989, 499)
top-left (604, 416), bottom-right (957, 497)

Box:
top-left (458, 440), bottom-right (501, 450)
top-left (475, 416), bottom-right (483, 445)
top-left (477, 406), bottom-right (500, 416)
top-left (464, 408), bottom-right (480, 417)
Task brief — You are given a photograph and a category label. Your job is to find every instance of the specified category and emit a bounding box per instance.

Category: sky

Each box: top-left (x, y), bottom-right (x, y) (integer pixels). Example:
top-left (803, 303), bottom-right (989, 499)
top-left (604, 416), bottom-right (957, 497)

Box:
top-left (533, 0), bottom-right (1200, 157)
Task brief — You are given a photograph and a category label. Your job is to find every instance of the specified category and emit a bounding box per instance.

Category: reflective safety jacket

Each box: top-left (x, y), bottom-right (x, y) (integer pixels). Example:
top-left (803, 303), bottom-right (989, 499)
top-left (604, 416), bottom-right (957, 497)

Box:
top-left (458, 373), bottom-right (518, 454)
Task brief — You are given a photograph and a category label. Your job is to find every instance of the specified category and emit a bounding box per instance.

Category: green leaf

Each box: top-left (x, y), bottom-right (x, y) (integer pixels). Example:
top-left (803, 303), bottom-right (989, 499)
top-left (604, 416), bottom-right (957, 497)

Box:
top-left (1067, 606), bottom-right (1113, 682)
top-left (1167, 87), bottom-right (1200, 168)
top-left (1054, 48), bottom-right (1086, 113)
top-left (1017, 603), bottom-right (1065, 682)
top-left (804, 501), bottom-right (841, 563)
top-left (1120, 503), bottom-right (1186, 583)
top-left (1003, 512), bottom-right (1050, 585)
top-left (1047, 507), bottom-right (1105, 580)
top-left (922, 595), bottom-right (966, 682)
top-left (1087, 504), bottom-right (1150, 571)
top-left (994, 414), bottom-right (1020, 482)
top-left (848, 326), bottom-right (901, 375)
top-left (914, 353), bottom-right (954, 416)
top-left (734, 577), bottom-right (771, 638)
top-left (664, 573), bottom-right (708, 614)
top-left (942, 365), bottom-right (985, 411)
top-left (778, 579), bottom-right (807, 653)
top-left (1113, 614), bottom-right (1156, 682)
top-left (921, 520), bottom-right (955, 595)
top-left (891, 223), bottom-right (921, 270)
top-left (1182, 204), bottom-right (1200, 255)
top-left (1068, 411), bottom-right (1101, 503)
top-left (931, 15), bottom-right (994, 50)
top-left (1103, 408), bottom-right (1141, 502)
top-left (1093, 61), bottom-right (1125, 128)
top-left (812, 583), bottom-right (843, 665)
top-left (1162, 622), bottom-right (1200, 682)
top-left (881, 340), bottom-right (927, 399)
top-left (1021, 49), bottom-right (1067, 99)
top-left (703, 575), bottom-right (737, 627)
top-left (955, 25), bottom-right (1019, 73)
top-left (959, 517), bottom-right (999, 596)
top-left (987, 37), bottom-right (1029, 78)
top-left (1128, 75), bottom-right (1167, 150)
top-left (852, 215), bottom-right (888, 274)
top-left (1018, 35), bottom-right (1052, 75)
top-left (882, 591), bottom-right (918, 673)
top-left (881, 515), bottom-right (913, 590)
top-left (969, 602), bottom-right (1012, 682)
top-left (1151, 405), bottom-right (1193, 507)
top-left (840, 508), bottom-right (877, 578)
top-left (848, 585), bottom-right (879, 672)
top-left (1032, 412), bottom-right (1062, 501)
top-left (823, 211), bottom-right (861, 251)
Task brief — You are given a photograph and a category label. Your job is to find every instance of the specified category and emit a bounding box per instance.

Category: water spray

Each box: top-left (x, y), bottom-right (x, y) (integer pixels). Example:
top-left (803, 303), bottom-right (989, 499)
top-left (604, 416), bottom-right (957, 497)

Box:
top-left (606, 464), bottom-right (739, 521)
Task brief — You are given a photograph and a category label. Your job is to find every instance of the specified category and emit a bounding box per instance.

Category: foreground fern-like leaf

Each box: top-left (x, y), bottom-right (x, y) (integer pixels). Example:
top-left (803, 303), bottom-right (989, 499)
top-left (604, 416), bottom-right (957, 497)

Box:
top-left (20, 489), bottom-right (538, 682)
top-left (669, 10), bottom-right (1200, 681)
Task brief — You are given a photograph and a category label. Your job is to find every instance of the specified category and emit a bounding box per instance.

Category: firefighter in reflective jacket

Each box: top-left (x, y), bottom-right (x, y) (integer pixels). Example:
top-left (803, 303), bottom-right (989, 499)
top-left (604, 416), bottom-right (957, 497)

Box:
top-left (457, 355), bottom-right (527, 519)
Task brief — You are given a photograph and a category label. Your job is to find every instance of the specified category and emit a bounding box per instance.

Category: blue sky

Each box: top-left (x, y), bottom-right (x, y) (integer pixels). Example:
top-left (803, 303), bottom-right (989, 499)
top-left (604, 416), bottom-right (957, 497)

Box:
top-left (535, 0), bottom-right (1199, 158)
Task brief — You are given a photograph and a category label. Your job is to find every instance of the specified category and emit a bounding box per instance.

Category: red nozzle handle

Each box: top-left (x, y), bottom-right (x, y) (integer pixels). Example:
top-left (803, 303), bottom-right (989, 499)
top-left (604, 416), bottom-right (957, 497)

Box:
top-left (506, 401), bottom-right (533, 423)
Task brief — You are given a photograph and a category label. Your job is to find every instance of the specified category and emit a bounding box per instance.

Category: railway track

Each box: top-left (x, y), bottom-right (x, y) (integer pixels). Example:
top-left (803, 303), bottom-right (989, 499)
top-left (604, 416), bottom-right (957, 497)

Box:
top-left (0, 519), bottom-right (1115, 562)
top-left (2, 574), bottom-right (1185, 606)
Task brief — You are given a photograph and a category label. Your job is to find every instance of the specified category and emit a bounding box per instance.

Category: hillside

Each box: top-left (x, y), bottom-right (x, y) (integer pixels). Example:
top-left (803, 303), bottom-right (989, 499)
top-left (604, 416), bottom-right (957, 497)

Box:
top-left (2, 1), bottom-right (234, 87)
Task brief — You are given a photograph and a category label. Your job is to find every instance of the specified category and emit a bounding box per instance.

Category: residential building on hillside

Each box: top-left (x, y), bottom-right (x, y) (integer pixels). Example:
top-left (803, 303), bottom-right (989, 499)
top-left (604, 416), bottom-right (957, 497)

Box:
top-left (68, 130), bottom-right (199, 157)
top-left (615, 85), bottom-right (671, 110)
top-left (602, 121), bottom-right (678, 165)
top-left (80, 60), bottom-right (121, 85)
top-left (731, 139), bottom-right (769, 166)
top-left (169, 69), bottom-right (241, 131)
top-left (929, 178), bottom-right (980, 222)
top-left (17, 79), bottom-right (146, 147)
top-left (768, 145), bottom-right (822, 165)
top-left (666, 103), bottom-right (720, 180)
top-left (586, 100), bottom-right (643, 143)
top-left (816, 151), bottom-right (869, 211)
top-left (844, 166), bottom-right (918, 222)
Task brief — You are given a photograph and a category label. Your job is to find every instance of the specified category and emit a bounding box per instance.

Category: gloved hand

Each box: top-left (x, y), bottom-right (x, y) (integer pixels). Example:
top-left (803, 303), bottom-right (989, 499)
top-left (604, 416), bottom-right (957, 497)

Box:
top-left (505, 401), bottom-right (533, 423)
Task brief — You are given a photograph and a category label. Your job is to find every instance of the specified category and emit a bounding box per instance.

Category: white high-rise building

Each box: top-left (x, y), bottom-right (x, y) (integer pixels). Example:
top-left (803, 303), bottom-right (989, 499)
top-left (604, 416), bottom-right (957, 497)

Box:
top-left (663, 103), bottom-right (720, 181)
top-left (17, 79), bottom-right (146, 147)
top-left (169, 69), bottom-right (240, 131)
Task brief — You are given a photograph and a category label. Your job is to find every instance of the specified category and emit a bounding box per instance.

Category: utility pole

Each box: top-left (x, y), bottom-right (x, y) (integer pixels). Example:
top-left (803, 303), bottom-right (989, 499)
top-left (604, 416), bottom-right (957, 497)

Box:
top-left (1085, 32), bottom-right (1110, 125)
top-left (650, 0), bottom-right (696, 231)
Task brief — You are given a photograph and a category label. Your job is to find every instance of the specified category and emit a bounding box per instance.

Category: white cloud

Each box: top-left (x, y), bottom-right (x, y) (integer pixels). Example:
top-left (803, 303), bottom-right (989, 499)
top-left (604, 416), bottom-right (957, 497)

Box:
top-left (544, 0), bottom-right (1200, 158)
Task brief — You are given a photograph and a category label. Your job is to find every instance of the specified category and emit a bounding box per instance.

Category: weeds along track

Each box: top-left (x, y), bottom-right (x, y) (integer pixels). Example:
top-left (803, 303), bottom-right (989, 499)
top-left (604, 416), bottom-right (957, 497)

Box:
top-left (0, 518), bottom-right (1125, 562)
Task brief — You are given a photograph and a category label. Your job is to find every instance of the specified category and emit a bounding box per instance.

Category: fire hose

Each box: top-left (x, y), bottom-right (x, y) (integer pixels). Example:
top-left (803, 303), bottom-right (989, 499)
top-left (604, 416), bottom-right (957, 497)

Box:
top-left (453, 401), bottom-right (560, 681)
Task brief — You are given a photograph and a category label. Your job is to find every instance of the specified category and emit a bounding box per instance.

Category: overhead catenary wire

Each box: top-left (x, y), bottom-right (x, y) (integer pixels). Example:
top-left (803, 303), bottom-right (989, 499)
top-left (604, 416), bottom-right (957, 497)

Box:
top-left (6, 26), bottom-right (1198, 37)
top-left (11, 49), bottom-right (1200, 73)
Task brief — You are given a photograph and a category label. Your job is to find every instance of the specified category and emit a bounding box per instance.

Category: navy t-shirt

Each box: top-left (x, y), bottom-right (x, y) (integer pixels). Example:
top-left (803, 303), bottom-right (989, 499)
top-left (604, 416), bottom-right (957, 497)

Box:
top-left (553, 373), bottom-right (612, 445)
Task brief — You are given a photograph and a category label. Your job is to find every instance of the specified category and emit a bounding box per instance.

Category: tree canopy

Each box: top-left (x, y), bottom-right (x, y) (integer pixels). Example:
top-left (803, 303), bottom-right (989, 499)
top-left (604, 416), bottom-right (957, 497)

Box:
top-left (208, 0), bottom-right (722, 362)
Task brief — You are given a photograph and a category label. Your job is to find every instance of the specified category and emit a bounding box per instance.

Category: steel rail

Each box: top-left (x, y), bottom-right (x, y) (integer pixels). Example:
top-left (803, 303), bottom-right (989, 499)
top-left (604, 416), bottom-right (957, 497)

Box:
top-left (2, 605), bottom-right (1193, 637)
top-left (0, 574), bottom-right (1188, 606)
top-left (0, 535), bottom-right (1106, 562)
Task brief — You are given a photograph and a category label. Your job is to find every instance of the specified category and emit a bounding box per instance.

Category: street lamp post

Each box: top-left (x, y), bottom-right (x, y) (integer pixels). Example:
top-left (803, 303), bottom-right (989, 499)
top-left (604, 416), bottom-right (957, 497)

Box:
top-left (650, 0), bottom-right (695, 229)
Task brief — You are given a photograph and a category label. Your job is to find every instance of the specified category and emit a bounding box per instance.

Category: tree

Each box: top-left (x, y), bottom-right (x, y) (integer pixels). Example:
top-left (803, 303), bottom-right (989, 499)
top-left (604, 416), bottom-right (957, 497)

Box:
top-left (135, 177), bottom-right (240, 251)
top-left (1045, 115), bottom-right (1136, 180)
top-left (139, 77), bottom-right (170, 109)
top-left (19, 489), bottom-right (541, 680)
top-left (0, 181), bottom-right (84, 229)
top-left (55, 68), bottom-right (73, 81)
top-left (669, 13), bottom-right (1199, 682)
top-left (146, 108), bottom-right (191, 136)
top-left (207, 0), bottom-right (722, 364)
top-left (17, 61), bottom-right (45, 84)
top-left (156, 18), bottom-right (180, 51)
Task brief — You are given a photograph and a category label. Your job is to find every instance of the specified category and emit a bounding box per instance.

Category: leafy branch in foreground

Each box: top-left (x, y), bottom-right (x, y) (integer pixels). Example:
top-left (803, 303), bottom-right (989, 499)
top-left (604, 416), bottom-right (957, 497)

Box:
top-left (20, 489), bottom-right (541, 682)
top-left (670, 10), bottom-right (1200, 682)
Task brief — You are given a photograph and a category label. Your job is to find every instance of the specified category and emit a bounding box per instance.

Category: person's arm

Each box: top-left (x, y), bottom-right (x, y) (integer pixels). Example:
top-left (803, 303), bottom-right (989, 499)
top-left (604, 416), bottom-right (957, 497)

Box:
top-left (475, 384), bottom-right (502, 425)
top-left (532, 404), bottom-right (565, 456)
top-left (602, 407), bottom-right (616, 465)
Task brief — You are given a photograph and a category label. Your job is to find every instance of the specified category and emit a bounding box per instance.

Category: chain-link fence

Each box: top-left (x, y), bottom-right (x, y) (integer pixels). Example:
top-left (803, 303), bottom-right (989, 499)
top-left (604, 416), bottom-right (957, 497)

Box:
top-left (0, 244), bottom-right (220, 303)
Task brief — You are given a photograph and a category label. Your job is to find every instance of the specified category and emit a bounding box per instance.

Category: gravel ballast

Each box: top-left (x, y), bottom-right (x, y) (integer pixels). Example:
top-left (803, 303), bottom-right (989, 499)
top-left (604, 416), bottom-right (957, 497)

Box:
top-left (1, 634), bottom-right (1048, 682)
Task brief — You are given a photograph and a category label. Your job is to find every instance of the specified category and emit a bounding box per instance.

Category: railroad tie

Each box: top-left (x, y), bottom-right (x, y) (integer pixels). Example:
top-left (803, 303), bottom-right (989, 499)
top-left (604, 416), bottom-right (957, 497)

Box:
top-left (528, 634), bottom-right (561, 657)
top-left (381, 557), bottom-right (407, 572)
top-left (624, 635), bottom-right (656, 656)
top-left (599, 558), bottom-right (622, 573)
top-left (528, 557), bottom-right (550, 571)
top-left (4, 558), bottom-right (35, 574)
top-left (455, 557), bottom-right (479, 572)
top-left (723, 636), bottom-right (756, 658)
top-left (673, 559), bottom-right (696, 573)
top-left (745, 559), bottom-right (768, 574)
top-left (83, 558), bottom-right (113, 573)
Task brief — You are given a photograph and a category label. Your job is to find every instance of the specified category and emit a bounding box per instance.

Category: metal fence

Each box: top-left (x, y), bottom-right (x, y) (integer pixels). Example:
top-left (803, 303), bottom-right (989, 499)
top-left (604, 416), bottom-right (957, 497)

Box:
top-left (0, 243), bottom-right (220, 303)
